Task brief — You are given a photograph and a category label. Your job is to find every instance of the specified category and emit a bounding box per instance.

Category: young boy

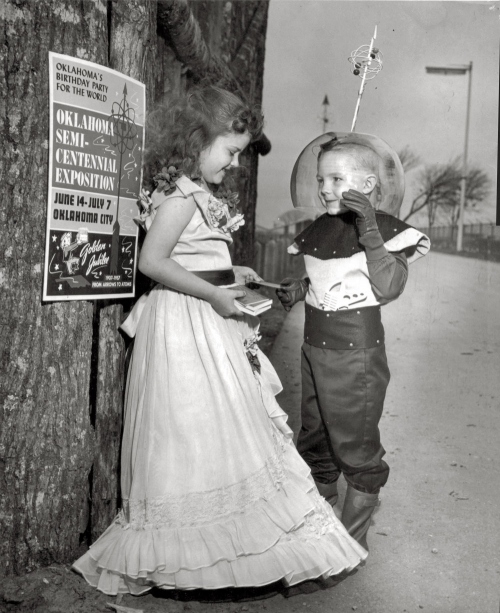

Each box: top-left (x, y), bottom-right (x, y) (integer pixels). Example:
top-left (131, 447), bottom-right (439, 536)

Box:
top-left (277, 133), bottom-right (430, 549)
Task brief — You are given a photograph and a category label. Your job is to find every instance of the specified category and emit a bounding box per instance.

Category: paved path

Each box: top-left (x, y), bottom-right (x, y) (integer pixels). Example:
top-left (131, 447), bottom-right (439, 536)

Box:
top-left (269, 252), bottom-right (500, 613)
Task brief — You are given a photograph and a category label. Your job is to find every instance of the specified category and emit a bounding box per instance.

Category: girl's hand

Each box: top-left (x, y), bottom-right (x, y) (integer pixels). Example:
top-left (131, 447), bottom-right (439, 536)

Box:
top-left (233, 266), bottom-right (263, 285)
top-left (209, 287), bottom-right (247, 318)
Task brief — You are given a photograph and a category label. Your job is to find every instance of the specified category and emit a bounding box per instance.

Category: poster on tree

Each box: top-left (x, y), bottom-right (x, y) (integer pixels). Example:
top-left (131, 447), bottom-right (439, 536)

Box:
top-left (43, 52), bottom-right (145, 301)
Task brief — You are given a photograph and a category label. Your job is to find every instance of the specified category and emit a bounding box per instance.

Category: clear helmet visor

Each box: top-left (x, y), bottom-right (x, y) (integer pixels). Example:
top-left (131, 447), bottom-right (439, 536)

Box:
top-left (290, 131), bottom-right (405, 216)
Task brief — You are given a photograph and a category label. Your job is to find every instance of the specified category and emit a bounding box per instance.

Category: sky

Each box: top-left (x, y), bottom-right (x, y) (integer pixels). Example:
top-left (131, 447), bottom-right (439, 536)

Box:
top-left (256, 0), bottom-right (499, 228)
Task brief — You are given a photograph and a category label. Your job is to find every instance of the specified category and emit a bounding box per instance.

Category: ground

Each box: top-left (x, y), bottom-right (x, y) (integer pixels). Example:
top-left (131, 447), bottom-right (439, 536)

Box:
top-left (0, 565), bottom-right (296, 613)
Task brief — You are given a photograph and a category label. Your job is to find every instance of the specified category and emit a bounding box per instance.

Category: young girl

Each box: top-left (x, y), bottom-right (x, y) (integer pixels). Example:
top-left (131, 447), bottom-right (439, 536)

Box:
top-left (72, 87), bottom-right (366, 595)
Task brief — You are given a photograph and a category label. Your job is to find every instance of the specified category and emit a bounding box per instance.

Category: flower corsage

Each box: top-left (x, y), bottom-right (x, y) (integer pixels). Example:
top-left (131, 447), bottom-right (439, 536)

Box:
top-left (244, 333), bottom-right (262, 375)
top-left (153, 165), bottom-right (183, 195)
top-left (207, 189), bottom-right (245, 234)
top-left (134, 188), bottom-right (155, 232)
top-left (134, 165), bottom-right (183, 231)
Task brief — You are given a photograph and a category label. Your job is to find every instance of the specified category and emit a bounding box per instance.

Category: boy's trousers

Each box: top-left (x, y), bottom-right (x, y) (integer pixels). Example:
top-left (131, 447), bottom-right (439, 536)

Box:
top-left (297, 304), bottom-right (391, 495)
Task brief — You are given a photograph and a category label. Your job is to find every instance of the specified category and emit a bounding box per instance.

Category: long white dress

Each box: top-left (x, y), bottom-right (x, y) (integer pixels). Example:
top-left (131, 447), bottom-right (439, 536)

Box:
top-left (72, 176), bottom-right (367, 595)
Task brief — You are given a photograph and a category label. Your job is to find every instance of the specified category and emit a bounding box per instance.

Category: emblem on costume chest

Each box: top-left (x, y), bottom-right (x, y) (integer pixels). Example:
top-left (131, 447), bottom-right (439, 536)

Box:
top-left (321, 281), bottom-right (368, 311)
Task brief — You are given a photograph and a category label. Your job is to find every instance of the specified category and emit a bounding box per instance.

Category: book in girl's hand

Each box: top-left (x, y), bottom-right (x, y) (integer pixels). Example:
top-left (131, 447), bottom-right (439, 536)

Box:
top-left (233, 285), bottom-right (273, 315)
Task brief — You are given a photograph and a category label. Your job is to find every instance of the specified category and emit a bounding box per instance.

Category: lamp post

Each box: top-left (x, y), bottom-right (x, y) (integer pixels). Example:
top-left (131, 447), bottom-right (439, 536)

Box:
top-left (425, 62), bottom-right (473, 251)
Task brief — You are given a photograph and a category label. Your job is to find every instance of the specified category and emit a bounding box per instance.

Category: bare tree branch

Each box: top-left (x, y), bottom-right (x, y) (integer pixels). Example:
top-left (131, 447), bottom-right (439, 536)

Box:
top-left (397, 146), bottom-right (421, 173)
top-left (402, 157), bottom-right (490, 227)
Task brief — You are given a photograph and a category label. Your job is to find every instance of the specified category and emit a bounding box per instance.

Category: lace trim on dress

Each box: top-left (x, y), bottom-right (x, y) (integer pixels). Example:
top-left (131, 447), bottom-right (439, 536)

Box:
top-left (120, 451), bottom-right (287, 530)
top-left (279, 488), bottom-right (343, 543)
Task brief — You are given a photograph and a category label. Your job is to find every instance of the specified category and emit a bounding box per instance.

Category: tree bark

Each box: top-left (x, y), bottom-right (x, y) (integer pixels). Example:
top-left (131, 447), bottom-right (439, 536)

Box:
top-left (0, 0), bottom-right (270, 576)
top-left (155, 0), bottom-right (270, 266)
top-left (89, 0), bottom-right (159, 542)
top-left (157, 0), bottom-right (270, 154)
top-left (221, 1), bottom-right (270, 266)
top-left (158, 0), bottom-right (232, 90)
top-left (0, 0), bottom-right (108, 575)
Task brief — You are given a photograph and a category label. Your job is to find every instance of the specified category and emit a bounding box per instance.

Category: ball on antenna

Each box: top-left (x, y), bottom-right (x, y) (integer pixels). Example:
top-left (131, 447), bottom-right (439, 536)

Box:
top-left (353, 69), bottom-right (360, 75)
top-left (370, 53), bottom-right (376, 59)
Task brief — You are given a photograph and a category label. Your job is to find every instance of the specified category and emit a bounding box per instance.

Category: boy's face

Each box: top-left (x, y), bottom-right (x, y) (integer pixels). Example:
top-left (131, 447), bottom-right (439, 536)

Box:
top-left (316, 151), bottom-right (373, 215)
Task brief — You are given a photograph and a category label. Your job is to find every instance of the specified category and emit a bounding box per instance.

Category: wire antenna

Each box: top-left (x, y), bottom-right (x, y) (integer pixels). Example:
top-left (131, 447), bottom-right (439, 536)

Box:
top-left (349, 26), bottom-right (383, 132)
top-left (322, 95), bottom-right (330, 133)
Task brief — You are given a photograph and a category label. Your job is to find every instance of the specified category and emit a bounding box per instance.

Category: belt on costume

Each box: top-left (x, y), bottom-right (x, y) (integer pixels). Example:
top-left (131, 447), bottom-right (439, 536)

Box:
top-left (304, 303), bottom-right (385, 350)
top-left (191, 269), bottom-right (235, 286)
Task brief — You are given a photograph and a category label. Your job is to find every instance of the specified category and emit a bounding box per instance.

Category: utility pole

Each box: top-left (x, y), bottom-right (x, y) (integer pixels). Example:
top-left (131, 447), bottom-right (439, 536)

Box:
top-left (425, 62), bottom-right (473, 251)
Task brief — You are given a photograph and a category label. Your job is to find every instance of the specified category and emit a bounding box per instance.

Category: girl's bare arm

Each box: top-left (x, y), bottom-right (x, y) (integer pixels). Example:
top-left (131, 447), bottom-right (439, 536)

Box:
top-left (139, 196), bottom-right (245, 317)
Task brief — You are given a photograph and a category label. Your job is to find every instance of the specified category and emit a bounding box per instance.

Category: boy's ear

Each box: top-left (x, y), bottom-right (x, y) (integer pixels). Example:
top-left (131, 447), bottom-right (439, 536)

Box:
top-left (362, 174), bottom-right (378, 196)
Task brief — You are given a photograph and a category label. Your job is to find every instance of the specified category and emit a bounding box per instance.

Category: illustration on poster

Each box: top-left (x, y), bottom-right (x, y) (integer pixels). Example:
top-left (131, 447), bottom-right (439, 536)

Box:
top-left (60, 229), bottom-right (88, 275)
top-left (50, 232), bottom-right (112, 282)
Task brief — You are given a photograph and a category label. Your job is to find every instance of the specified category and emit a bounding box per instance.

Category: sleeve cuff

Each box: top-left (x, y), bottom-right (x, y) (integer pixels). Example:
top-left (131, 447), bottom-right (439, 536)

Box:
top-left (287, 242), bottom-right (301, 255)
top-left (359, 230), bottom-right (388, 261)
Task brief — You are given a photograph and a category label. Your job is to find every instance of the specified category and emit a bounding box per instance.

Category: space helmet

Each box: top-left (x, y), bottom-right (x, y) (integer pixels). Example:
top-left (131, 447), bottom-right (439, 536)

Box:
top-left (290, 131), bottom-right (405, 216)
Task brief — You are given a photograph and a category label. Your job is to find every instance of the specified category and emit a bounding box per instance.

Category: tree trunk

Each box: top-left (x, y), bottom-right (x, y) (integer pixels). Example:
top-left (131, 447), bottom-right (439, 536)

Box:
top-left (0, 0), bottom-right (108, 574)
top-left (156, 0), bottom-right (270, 266)
top-left (158, 0), bottom-right (235, 92)
top-left (221, 0), bottom-right (270, 266)
top-left (0, 0), bottom-right (270, 576)
top-left (89, 0), bottom-right (159, 545)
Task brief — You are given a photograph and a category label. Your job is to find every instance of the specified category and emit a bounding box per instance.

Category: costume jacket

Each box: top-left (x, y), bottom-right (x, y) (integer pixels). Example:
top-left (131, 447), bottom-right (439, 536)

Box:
top-left (288, 210), bottom-right (430, 312)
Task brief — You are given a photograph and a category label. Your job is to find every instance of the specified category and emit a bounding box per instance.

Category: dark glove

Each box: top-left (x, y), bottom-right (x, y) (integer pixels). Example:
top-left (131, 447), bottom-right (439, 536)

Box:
top-left (276, 277), bottom-right (309, 312)
top-left (340, 189), bottom-right (378, 235)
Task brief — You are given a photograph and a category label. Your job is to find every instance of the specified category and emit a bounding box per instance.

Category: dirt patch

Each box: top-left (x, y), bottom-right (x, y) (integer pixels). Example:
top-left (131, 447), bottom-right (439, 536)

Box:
top-left (0, 565), bottom-right (350, 613)
top-left (251, 286), bottom-right (288, 357)
top-left (0, 564), bottom-right (280, 612)
top-left (0, 565), bottom-right (111, 613)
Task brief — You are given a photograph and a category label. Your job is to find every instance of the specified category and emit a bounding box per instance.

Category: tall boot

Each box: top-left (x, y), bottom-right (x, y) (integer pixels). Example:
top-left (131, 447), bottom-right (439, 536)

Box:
top-left (315, 480), bottom-right (338, 507)
top-left (341, 485), bottom-right (380, 550)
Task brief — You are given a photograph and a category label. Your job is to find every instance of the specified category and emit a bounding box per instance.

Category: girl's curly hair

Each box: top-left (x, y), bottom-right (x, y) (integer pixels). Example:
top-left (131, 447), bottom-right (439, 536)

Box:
top-left (143, 86), bottom-right (264, 186)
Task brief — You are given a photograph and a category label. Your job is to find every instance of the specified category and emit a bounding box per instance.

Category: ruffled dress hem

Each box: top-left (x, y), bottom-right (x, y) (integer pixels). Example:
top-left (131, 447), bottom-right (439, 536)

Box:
top-left (72, 442), bottom-right (366, 595)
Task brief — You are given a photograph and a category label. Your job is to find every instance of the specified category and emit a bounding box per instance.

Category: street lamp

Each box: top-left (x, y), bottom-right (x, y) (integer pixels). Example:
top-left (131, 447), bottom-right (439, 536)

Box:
top-left (425, 62), bottom-right (473, 251)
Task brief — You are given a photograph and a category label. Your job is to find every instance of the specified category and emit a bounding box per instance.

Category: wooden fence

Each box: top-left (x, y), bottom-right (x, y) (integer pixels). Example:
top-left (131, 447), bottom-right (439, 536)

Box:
top-left (420, 223), bottom-right (500, 240)
top-left (253, 220), bottom-right (310, 282)
top-left (417, 223), bottom-right (500, 261)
